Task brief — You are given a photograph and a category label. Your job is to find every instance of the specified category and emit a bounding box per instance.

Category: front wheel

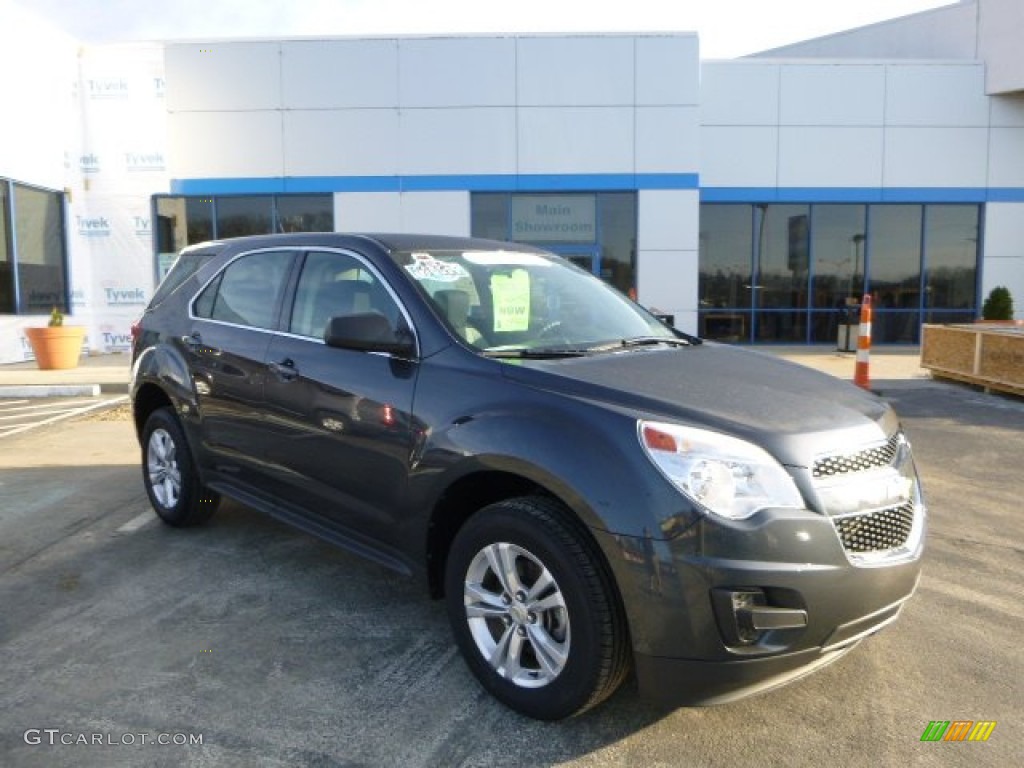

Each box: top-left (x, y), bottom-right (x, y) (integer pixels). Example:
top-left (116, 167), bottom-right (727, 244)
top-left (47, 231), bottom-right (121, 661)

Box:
top-left (141, 407), bottom-right (219, 527)
top-left (445, 496), bottom-right (630, 720)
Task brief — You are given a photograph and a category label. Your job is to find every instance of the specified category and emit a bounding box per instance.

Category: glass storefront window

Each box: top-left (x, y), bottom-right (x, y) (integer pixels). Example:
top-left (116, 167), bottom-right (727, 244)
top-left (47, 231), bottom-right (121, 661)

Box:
top-left (216, 196), bottom-right (273, 239)
top-left (0, 183), bottom-right (12, 313)
top-left (13, 183), bottom-right (67, 314)
top-left (697, 202), bottom-right (980, 345)
top-left (924, 205), bottom-right (979, 322)
top-left (698, 204), bottom-right (752, 341)
top-left (470, 193), bottom-right (509, 241)
top-left (869, 205), bottom-right (922, 343)
top-left (810, 205), bottom-right (866, 343)
top-left (755, 204), bottom-right (809, 341)
top-left (153, 194), bottom-right (335, 282)
top-left (185, 198), bottom-right (213, 244)
top-left (597, 192), bottom-right (636, 293)
top-left (276, 195), bottom-right (333, 233)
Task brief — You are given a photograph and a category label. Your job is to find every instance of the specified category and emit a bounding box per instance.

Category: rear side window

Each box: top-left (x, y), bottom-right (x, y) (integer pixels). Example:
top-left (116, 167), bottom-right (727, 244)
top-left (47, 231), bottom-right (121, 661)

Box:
top-left (193, 250), bottom-right (294, 330)
top-left (150, 251), bottom-right (217, 307)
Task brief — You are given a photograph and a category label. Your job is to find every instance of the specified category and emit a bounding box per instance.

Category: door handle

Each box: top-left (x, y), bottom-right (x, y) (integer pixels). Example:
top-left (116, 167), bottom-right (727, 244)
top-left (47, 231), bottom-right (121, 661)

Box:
top-left (269, 358), bottom-right (299, 381)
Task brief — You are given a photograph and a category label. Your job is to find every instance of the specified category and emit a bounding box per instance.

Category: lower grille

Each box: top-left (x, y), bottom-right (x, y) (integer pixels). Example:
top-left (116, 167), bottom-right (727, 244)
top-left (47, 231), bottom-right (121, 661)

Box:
top-left (834, 503), bottom-right (915, 554)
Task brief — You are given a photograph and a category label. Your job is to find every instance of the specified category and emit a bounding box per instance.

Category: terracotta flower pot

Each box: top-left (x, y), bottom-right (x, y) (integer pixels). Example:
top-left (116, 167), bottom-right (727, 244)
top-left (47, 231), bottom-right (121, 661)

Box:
top-left (24, 326), bottom-right (86, 370)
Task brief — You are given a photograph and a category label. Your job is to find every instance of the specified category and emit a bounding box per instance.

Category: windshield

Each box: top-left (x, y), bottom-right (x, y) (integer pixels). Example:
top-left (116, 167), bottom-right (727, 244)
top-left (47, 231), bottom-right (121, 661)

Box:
top-left (392, 248), bottom-right (680, 354)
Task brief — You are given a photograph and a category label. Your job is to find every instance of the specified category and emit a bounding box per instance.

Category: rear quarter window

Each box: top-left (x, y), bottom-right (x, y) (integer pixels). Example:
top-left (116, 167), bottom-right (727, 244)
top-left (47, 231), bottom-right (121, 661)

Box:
top-left (150, 251), bottom-right (219, 307)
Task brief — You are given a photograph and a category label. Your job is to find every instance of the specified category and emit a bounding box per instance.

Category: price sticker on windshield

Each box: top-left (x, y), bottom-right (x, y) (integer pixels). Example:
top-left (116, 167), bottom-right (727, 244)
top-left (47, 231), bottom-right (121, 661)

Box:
top-left (405, 253), bottom-right (469, 283)
top-left (491, 269), bottom-right (531, 332)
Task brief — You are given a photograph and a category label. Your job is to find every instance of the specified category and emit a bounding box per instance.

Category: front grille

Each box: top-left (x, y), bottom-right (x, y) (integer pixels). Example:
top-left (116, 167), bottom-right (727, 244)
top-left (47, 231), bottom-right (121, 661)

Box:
top-left (833, 503), bottom-right (915, 554)
top-left (813, 432), bottom-right (901, 478)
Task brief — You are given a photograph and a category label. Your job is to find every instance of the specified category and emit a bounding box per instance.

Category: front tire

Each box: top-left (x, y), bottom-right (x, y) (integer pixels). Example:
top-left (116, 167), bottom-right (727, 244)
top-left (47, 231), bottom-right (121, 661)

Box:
top-left (445, 496), bottom-right (630, 720)
top-left (141, 407), bottom-right (219, 527)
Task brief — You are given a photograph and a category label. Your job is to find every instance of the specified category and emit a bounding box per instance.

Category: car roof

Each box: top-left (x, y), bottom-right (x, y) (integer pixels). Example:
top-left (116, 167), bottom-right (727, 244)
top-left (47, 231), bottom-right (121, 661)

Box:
top-left (188, 232), bottom-right (548, 255)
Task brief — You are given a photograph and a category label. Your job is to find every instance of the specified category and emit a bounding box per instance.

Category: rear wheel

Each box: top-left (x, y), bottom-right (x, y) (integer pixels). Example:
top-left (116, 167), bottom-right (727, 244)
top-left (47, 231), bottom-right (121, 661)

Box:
top-left (445, 496), bottom-right (630, 720)
top-left (141, 407), bottom-right (219, 527)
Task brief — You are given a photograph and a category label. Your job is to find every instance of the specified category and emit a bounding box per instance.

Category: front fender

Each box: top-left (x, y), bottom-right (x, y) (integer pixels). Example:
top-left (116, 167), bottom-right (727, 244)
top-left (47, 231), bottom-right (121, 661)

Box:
top-left (411, 400), bottom-right (697, 540)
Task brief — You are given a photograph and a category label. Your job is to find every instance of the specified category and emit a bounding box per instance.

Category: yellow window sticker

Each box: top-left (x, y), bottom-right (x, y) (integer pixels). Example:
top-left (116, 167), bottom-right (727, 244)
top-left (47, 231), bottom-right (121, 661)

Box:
top-left (491, 270), bottom-right (531, 332)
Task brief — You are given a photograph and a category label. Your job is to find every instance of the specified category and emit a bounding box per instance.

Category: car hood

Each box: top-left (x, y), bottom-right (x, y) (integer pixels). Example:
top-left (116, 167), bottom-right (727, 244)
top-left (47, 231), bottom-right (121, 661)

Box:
top-left (500, 343), bottom-right (896, 468)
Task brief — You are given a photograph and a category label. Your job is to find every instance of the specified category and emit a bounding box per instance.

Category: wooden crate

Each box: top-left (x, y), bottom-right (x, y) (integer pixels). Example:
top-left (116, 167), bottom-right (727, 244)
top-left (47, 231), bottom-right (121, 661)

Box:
top-left (921, 324), bottom-right (1024, 397)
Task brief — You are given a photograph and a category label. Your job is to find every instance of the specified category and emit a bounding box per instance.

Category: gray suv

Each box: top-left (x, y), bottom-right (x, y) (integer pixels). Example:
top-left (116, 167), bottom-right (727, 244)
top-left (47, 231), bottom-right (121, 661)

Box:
top-left (131, 233), bottom-right (925, 720)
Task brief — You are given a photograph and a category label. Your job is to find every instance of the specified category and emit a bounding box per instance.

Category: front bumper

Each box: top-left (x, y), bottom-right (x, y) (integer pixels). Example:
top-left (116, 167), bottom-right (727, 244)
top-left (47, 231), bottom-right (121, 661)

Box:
top-left (593, 502), bottom-right (924, 706)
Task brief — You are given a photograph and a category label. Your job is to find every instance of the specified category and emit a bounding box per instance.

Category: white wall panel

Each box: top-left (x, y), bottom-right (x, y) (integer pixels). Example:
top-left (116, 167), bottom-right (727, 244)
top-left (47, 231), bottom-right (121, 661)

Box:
top-left (636, 35), bottom-right (699, 106)
top-left (987, 127), bottom-right (1024, 187)
top-left (398, 192), bottom-right (470, 235)
top-left (778, 127), bottom-right (883, 187)
top-left (780, 65), bottom-right (885, 126)
top-left (398, 37), bottom-right (515, 107)
top-left (636, 249), bottom-right (699, 332)
top-left (281, 40), bottom-right (397, 109)
top-left (517, 36), bottom-right (634, 106)
top-left (335, 191), bottom-right (401, 231)
top-left (284, 110), bottom-right (399, 176)
top-left (400, 108), bottom-right (516, 175)
top-left (700, 127), bottom-right (778, 187)
top-left (884, 127), bottom-right (988, 187)
top-left (166, 42), bottom-right (280, 112)
top-left (168, 112), bottom-right (283, 178)
top-left (638, 190), bottom-right (699, 251)
top-left (885, 64), bottom-right (989, 126)
top-left (983, 203), bottom-right (1024, 258)
top-left (699, 62), bottom-right (779, 126)
top-left (636, 107), bottom-right (699, 174)
top-left (990, 94), bottom-right (1024, 127)
top-left (517, 107), bottom-right (633, 174)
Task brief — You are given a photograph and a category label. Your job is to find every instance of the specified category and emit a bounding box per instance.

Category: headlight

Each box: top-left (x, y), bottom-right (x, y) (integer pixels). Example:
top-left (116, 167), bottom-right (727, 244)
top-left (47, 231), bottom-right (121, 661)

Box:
top-left (638, 421), bottom-right (805, 520)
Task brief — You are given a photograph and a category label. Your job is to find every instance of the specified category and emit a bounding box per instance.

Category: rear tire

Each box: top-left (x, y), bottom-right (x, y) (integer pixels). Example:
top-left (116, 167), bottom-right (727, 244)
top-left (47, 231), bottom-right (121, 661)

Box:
top-left (141, 407), bottom-right (219, 527)
top-left (444, 496), bottom-right (630, 720)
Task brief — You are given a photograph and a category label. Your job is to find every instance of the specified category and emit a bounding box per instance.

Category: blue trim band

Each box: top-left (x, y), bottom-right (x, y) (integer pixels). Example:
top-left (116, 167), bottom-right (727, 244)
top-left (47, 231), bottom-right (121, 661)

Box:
top-left (701, 187), bottom-right (1024, 203)
top-left (170, 176), bottom-right (1024, 203)
top-left (170, 173), bottom-right (700, 196)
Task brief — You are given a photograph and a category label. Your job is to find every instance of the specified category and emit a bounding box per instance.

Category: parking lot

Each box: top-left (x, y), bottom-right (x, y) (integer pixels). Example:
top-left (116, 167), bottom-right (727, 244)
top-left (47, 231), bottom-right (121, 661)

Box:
top-left (0, 376), bottom-right (1020, 767)
top-left (0, 396), bottom-right (127, 439)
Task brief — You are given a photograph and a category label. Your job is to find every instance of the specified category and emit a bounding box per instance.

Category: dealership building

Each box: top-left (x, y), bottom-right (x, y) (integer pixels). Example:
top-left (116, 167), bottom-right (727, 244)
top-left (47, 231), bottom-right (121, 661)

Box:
top-left (1, 0), bottom-right (1022, 362)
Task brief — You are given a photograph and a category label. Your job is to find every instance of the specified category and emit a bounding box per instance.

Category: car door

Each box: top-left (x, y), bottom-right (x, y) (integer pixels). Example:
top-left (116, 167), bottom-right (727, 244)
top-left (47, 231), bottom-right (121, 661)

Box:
top-left (186, 248), bottom-right (297, 482)
top-left (260, 248), bottom-right (420, 541)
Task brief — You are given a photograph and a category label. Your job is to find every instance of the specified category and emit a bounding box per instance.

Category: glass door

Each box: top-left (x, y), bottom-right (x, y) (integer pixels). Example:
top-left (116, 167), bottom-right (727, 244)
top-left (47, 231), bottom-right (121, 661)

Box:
top-left (547, 244), bottom-right (600, 277)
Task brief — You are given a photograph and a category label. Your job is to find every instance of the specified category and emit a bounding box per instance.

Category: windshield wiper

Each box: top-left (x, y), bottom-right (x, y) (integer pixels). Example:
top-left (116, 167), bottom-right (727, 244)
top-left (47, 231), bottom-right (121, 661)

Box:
top-left (587, 334), bottom-right (702, 353)
top-left (482, 347), bottom-right (590, 359)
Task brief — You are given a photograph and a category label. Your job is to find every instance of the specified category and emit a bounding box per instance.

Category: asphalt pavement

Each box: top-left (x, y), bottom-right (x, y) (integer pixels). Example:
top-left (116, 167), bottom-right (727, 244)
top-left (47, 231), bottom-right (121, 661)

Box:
top-left (0, 354), bottom-right (1020, 767)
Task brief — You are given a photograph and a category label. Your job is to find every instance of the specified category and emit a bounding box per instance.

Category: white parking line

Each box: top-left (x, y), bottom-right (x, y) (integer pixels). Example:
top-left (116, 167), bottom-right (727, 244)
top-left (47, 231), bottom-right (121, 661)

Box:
top-left (0, 395), bottom-right (129, 439)
top-left (117, 511), bottom-right (157, 534)
top-left (0, 399), bottom-right (101, 413)
top-left (0, 407), bottom-right (83, 421)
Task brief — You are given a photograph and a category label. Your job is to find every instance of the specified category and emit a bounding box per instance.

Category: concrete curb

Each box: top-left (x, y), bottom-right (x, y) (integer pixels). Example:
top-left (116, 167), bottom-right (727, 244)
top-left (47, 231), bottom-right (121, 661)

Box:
top-left (0, 384), bottom-right (102, 398)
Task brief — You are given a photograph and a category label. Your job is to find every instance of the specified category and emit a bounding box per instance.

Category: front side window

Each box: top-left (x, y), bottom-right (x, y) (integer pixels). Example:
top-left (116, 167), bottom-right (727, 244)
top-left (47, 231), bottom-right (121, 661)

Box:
top-left (193, 250), bottom-right (293, 330)
top-left (289, 250), bottom-right (401, 339)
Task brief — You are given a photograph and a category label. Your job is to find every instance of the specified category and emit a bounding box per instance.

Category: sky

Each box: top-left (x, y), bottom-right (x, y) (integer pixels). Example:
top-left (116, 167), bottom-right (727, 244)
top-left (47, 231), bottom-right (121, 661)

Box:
top-left (16, 0), bottom-right (958, 58)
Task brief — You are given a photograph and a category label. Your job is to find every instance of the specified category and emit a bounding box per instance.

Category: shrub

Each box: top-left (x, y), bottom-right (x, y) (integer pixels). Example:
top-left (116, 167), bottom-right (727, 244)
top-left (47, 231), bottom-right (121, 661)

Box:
top-left (981, 286), bottom-right (1014, 321)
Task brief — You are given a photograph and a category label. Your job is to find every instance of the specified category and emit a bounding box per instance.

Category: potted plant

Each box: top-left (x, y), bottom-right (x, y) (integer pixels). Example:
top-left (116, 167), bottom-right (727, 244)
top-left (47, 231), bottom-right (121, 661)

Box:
top-left (24, 307), bottom-right (87, 370)
top-left (980, 285), bottom-right (1015, 322)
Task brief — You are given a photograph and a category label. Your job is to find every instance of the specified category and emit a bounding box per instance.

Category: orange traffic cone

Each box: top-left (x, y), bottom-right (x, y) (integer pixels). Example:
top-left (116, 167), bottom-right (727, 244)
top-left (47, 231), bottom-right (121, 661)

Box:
top-left (854, 294), bottom-right (872, 390)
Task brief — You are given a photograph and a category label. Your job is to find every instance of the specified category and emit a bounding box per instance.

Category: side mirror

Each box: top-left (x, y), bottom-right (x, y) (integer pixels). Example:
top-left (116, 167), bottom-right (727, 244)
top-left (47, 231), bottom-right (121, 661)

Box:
top-left (324, 312), bottom-right (415, 357)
